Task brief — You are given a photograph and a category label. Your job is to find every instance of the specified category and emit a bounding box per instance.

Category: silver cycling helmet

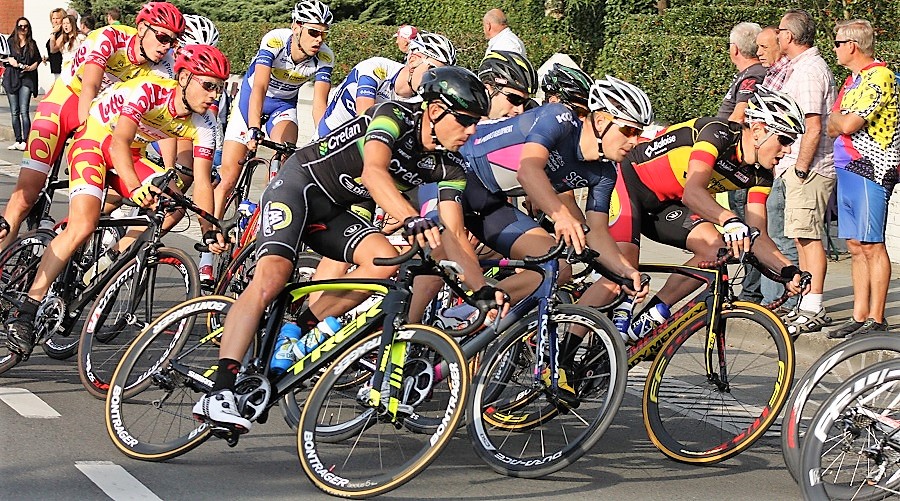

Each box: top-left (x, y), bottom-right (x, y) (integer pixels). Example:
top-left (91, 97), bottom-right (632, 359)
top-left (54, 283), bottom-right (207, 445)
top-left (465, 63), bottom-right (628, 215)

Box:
top-left (588, 75), bottom-right (654, 126)
top-left (745, 86), bottom-right (807, 136)
top-left (182, 14), bottom-right (219, 46)
top-left (292, 0), bottom-right (333, 25)
top-left (408, 31), bottom-right (457, 66)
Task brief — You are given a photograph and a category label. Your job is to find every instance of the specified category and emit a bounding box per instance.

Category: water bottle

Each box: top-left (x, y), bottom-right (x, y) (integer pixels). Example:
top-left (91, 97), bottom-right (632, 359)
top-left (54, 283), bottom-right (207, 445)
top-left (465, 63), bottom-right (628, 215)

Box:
top-left (292, 317), bottom-right (342, 359)
top-left (83, 249), bottom-right (119, 286)
top-left (628, 302), bottom-right (670, 342)
top-left (611, 299), bottom-right (633, 340)
top-left (270, 322), bottom-right (302, 375)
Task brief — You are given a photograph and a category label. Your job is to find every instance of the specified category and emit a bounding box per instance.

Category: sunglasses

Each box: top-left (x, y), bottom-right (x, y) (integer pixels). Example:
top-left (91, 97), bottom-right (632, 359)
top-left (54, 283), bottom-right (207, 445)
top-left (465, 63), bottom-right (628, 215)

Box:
top-left (446, 108), bottom-right (480, 128)
top-left (195, 78), bottom-right (225, 94)
top-left (762, 130), bottom-right (796, 146)
top-left (302, 25), bottom-right (328, 39)
top-left (834, 39), bottom-right (856, 48)
top-left (145, 24), bottom-right (178, 46)
top-left (17, 24), bottom-right (29, 30)
top-left (493, 87), bottom-right (529, 107)
top-left (599, 112), bottom-right (643, 138)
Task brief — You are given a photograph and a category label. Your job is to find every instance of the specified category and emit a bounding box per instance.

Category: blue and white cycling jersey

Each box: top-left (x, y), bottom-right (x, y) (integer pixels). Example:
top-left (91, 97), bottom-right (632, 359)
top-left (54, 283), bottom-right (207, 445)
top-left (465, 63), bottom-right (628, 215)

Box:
top-left (316, 57), bottom-right (414, 139)
top-left (460, 103), bottom-right (617, 213)
top-left (248, 28), bottom-right (334, 100)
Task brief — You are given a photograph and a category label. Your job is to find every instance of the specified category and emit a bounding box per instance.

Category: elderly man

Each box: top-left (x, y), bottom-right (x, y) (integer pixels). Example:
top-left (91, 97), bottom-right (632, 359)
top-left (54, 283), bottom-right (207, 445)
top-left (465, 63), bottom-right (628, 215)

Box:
top-left (483, 9), bottom-right (526, 56)
top-left (826, 19), bottom-right (899, 338)
top-left (776, 9), bottom-right (837, 336)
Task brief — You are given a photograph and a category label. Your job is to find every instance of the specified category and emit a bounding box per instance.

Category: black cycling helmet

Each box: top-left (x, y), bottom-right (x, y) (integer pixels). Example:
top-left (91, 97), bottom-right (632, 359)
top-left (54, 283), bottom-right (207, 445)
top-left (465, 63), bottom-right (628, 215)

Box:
top-left (478, 50), bottom-right (538, 95)
top-left (541, 63), bottom-right (592, 109)
top-left (419, 66), bottom-right (490, 117)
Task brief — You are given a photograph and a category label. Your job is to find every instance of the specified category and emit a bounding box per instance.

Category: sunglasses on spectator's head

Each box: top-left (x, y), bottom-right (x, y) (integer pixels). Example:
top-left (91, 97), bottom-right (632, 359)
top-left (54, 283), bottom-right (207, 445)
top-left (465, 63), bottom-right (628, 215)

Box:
top-left (146, 24), bottom-right (178, 46)
top-left (493, 87), bottom-right (529, 107)
top-left (302, 25), bottom-right (328, 39)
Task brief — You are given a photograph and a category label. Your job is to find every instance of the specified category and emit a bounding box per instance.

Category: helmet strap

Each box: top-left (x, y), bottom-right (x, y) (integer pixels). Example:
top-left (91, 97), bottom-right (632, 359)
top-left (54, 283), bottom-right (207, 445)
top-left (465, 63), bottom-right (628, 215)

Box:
top-left (590, 112), bottom-right (612, 159)
top-left (426, 104), bottom-right (447, 151)
top-left (180, 73), bottom-right (200, 115)
top-left (137, 26), bottom-right (153, 64)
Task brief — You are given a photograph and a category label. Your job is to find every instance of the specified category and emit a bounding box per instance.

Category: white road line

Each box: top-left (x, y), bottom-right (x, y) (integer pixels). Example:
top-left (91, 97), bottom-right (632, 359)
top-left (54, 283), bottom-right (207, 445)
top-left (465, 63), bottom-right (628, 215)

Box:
top-left (75, 461), bottom-right (163, 501)
top-left (0, 387), bottom-right (61, 418)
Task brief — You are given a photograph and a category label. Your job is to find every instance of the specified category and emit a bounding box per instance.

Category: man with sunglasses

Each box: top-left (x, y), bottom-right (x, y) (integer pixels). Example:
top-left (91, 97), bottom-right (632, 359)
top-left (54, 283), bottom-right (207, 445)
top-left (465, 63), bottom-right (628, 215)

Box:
top-left (0, 1), bottom-right (185, 252)
top-left (479, 50), bottom-right (536, 119)
top-left (5, 45), bottom-right (229, 358)
top-left (192, 67), bottom-right (507, 433)
top-left (602, 88), bottom-right (808, 343)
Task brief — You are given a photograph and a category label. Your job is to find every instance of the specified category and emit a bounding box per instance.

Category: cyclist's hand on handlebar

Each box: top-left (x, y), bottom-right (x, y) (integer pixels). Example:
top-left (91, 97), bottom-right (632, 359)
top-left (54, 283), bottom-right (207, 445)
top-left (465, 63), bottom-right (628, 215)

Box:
top-left (472, 284), bottom-right (510, 321)
top-left (553, 214), bottom-right (586, 254)
top-left (203, 229), bottom-right (229, 255)
top-left (781, 265), bottom-right (811, 296)
top-left (130, 182), bottom-right (161, 208)
top-left (722, 216), bottom-right (751, 257)
top-left (247, 127), bottom-right (264, 152)
top-left (623, 268), bottom-right (650, 303)
top-left (402, 216), bottom-right (441, 250)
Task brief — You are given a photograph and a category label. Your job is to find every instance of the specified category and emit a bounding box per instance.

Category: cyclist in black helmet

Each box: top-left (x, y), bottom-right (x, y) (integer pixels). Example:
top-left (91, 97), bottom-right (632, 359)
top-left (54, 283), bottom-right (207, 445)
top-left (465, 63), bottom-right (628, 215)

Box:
top-left (478, 50), bottom-right (537, 118)
top-left (541, 62), bottom-right (592, 117)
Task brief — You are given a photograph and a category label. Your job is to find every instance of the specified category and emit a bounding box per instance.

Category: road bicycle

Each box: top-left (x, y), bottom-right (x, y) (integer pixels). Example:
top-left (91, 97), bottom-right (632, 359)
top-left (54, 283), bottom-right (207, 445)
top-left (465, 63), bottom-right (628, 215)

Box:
top-left (631, 248), bottom-right (804, 464)
top-left (781, 333), bottom-right (900, 484)
top-left (799, 358), bottom-right (900, 500)
top-left (104, 240), bottom-right (485, 498)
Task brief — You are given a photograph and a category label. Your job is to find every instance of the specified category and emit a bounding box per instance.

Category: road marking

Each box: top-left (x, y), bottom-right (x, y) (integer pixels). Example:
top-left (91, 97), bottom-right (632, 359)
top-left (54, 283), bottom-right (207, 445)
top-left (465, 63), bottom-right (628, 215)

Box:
top-left (76, 461), bottom-right (163, 501)
top-left (0, 387), bottom-right (61, 418)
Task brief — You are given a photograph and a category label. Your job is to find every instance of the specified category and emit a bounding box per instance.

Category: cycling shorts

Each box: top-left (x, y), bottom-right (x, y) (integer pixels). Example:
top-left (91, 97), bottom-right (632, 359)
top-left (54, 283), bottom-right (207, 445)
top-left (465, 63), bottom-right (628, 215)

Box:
top-left (22, 80), bottom-right (82, 175)
top-left (68, 117), bottom-right (166, 200)
top-left (223, 84), bottom-right (297, 145)
top-left (836, 168), bottom-right (889, 243)
top-left (256, 166), bottom-right (380, 263)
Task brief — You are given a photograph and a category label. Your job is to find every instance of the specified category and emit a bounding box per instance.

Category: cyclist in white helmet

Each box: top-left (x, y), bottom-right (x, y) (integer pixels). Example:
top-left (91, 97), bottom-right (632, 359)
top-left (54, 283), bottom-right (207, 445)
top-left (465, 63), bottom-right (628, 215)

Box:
top-left (181, 14), bottom-right (219, 46)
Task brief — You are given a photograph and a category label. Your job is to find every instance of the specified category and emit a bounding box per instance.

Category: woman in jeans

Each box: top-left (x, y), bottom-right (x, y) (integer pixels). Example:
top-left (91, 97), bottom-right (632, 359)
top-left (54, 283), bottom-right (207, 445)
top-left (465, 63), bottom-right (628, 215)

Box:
top-left (3, 18), bottom-right (40, 151)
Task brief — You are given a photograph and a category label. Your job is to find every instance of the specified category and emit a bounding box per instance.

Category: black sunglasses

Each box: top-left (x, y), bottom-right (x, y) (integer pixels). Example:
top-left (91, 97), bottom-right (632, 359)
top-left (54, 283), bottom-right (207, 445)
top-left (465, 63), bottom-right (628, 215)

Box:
top-left (302, 25), bottom-right (328, 39)
top-left (441, 107), bottom-right (480, 128)
top-left (834, 39), bottom-right (856, 48)
top-left (494, 87), bottom-right (529, 107)
top-left (777, 134), bottom-right (796, 146)
top-left (145, 24), bottom-right (178, 46)
top-left (17, 24), bottom-right (30, 30)
top-left (196, 79), bottom-right (225, 94)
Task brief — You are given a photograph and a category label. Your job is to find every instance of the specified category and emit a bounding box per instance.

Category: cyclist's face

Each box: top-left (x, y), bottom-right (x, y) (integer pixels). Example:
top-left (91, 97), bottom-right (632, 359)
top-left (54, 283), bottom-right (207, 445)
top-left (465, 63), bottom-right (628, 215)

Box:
top-left (182, 72), bottom-right (225, 113)
top-left (488, 85), bottom-right (528, 119)
top-left (140, 23), bottom-right (178, 63)
top-left (295, 22), bottom-right (327, 56)
top-left (597, 113), bottom-right (643, 162)
top-left (430, 103), bottom-right (480, 152)
top-left (754, 125), bottom-right (794, 169)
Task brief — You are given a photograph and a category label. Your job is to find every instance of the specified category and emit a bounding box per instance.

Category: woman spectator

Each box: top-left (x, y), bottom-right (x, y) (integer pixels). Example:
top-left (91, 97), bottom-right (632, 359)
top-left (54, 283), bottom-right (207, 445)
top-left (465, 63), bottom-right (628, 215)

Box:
top-left (59, 14), bottom-right (85, 66)
top-left (45, 8), bottom-right (66, 81)
top-left (2, 17), bottom-right (41, 151)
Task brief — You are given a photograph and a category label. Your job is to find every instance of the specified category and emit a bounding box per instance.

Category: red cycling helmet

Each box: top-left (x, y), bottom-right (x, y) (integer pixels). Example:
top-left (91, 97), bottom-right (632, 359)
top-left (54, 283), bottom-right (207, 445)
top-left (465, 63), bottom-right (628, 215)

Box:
top-left (136, 2), bottom-right (185, 35)
top-left (175, 44), bottom-right (231, 80)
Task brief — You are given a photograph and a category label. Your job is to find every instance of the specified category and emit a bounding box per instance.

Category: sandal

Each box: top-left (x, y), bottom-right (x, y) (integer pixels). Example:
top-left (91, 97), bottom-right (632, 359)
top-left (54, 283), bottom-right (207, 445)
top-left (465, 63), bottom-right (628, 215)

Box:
top-left (787, 308), bottom-right (832, 337)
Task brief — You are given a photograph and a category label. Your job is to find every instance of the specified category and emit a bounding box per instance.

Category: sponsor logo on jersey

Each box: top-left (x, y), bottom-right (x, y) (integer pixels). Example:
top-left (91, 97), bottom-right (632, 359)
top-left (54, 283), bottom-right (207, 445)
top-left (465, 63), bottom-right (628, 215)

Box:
top-left (320, 122), bottom-right (362, 156)
top-left (547, 150), bottom-right (564, 172)
top-left (473, 124), bottom-right (514, 145)
top-left (665, 209), bottom-right (683, 221)
top-left (388, 158), bottom-right (424, 186)
top-left (374, 66), bottom-right (388, 80)
top-left (555, 111), bottom-right (574, 124)
top-left (563, 171), bottom-right (589, 189)
top-left (417, 156), bottom-right (436, 171)
top-left (344, 224), bottom-right (362, 236)
top-left (262, 201), bottom-right (292, 236)
top-left (339, 173), bottom-right (370, 197)
top-left (643, 134), bottom-right (677, 158)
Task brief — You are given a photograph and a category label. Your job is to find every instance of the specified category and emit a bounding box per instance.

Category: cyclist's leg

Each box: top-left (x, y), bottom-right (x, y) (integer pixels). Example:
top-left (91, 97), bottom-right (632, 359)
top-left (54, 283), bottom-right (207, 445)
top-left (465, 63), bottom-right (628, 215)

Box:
top-left (267, 107), bottom-right (298, 144)
top-left (110, 158), bottom-right (170, 253)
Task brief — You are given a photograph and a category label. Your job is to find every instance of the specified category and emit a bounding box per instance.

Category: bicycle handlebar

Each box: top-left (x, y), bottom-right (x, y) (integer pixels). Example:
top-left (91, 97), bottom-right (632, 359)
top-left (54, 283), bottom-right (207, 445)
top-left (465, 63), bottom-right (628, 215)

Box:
top-left (238, 138), bottom-right (297, 166)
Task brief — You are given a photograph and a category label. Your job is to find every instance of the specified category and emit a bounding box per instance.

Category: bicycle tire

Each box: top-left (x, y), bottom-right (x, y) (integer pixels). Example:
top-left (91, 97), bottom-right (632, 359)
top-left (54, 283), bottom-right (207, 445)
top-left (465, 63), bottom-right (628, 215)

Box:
top-left (642, 301), bottom-right (794, 464)
top-left (298, 324), bottom-right (469, 499)
top-left (105, 296), bottom-right (235, 460)
top-left (781, 333), bottom-right (900, 483)
top-left (79, 247), bottom-right (199, 399)
top-left (799, 359), bottom-right (900, 500)
top-left (466, 304), bottom-right (628, 478)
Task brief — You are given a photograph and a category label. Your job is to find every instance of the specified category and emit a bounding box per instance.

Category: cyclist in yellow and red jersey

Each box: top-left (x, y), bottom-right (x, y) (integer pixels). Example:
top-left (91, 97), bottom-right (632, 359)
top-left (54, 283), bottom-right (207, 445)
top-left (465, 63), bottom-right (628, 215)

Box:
top-left (578, 88), bottom-right (809, 343)
top-left (5, 45), bottom-right (229, 359)
top-left (0, 2), bottom-right (184, 251)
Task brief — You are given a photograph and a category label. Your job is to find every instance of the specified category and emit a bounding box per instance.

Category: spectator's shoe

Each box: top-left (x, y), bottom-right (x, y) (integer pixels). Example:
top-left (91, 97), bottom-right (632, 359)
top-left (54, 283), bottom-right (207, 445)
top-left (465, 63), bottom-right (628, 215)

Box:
top-left (787, 308), bottom-right (832, 338)
top-left (7, 142), bottom-right (18, 150)
top-left (199, 265), bottom-right (215, 288)
top-left (192, 389), bottom-right (251, 432)
top-left (541, 367), bottom-right (579, 408)
top-left (827, 319), bottom-right (867, 339)
top-left (851, 318), bottom-right (890, 338)
top-left (780, 307), bottom-right (800, 324)
top-left (15, 142), bottom-right (25, 151)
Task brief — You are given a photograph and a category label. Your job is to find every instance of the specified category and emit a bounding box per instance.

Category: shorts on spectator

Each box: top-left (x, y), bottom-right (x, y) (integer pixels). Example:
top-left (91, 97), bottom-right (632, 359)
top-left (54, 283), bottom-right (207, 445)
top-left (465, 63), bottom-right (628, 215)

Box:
top-left (783, 168), bottom-right (835, 240)
top-left (836, 168), bottom-right (890, 243)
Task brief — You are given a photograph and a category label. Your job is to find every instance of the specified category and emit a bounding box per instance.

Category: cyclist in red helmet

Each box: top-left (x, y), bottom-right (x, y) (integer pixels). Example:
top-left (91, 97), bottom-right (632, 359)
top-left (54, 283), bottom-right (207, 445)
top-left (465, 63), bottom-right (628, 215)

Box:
top-left (5, 45), bottom-right (229, 359)
top-left (0, 2), bottom-right (185, 251)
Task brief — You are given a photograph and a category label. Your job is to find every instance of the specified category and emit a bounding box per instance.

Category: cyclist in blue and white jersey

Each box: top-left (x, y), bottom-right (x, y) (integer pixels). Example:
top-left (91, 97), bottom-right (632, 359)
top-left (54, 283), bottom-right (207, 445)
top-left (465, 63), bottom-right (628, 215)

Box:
top-left (314, 31), bottom-right (457, 138)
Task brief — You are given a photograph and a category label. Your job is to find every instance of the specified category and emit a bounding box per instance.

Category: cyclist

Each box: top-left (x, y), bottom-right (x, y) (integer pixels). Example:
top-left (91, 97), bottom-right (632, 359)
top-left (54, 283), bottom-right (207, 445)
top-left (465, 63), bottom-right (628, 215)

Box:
top-left (212, 0), bottom-right (335, 271)
top-left (597, 87), bottom-right (808, 342)
top-left (5, 45), bottom-right (230, 358)
top-left (192, 66), bottom-right (508, 433)
top-left (0, 2), bottom-right (185, 251)
top-left (315, 31), bottom-right (456, 138)
top-left (540, 62), bottom-right (592, 116)
top-left (478, 50), bottom-right (537, 119)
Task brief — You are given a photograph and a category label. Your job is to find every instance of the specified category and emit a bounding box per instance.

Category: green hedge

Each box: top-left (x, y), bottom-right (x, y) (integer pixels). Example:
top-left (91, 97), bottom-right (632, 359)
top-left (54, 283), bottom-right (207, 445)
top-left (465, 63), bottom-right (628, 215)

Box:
top-left (621, 6), bottom-right (783, 36)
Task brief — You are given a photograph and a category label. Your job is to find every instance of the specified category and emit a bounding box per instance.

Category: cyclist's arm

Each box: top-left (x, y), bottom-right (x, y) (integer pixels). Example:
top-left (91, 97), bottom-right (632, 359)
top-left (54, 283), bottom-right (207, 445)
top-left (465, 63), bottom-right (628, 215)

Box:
top-left (78, 63), bottom-right (105, 123)
top-left (156, 137), bottom-right (178, 169)
top-left (585, 210), bottom-right (644, 296)
top-left (312, 80), bottom-right (330, 125)
top-left (436, 199), bottom-right (488, 292)
top-left (247, 63), bottom-right (270, 131)
top-left (355, 95), bottom-right (375, 116)
top-left (743, 200), bottom-right (802, 293)
top-left (360, 140), bottom-right (423, 223)
top-left (188, 154), bottom-right (217, 233)
top-left (109, 117), bottom-right (143, 194)
top-left (682, 151), bottom-right (735, 225)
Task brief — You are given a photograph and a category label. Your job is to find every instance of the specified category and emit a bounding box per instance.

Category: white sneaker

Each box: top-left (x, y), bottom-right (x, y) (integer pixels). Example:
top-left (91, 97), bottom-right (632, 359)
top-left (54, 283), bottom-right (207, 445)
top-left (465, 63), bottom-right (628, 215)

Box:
top-left (15, 142), bottom-right (26, 151)
top-left (192, 389), bottom-right (252, 432)
top-left (7, 143), bottom-right (17, 150)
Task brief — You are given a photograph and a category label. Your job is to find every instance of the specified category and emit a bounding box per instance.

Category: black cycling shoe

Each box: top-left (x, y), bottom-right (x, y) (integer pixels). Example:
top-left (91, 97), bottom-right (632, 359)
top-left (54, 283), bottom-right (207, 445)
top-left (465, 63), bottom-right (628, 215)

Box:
top-left (6, 315), bottom-right (37, 359)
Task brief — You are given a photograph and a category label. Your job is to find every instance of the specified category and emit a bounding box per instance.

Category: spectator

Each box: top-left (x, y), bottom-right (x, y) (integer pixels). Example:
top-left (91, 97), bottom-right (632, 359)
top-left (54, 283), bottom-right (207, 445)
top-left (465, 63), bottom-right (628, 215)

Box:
top-left (482, 9), bottom-right (525, 56)
top-left (107, 8), bottom-right (122, 26)
top-left (393, 24), bottom-right (417, 54)
top-left (45, 8), bottom-right (65, 81)
top-left (756, 24), bottom-right (799, 310)
top-left (826, 20), bottom-right (899, 338)
top-left (777, 9), bottom-right (837, 336)
top-left (2, 17), bottom-right (41, 151)
top-left (719, 22), bottom-right (766, 303)
top-left (79, 15), bottom-right (96, 35)
top-left (59, 15), bottom-right (85, 66)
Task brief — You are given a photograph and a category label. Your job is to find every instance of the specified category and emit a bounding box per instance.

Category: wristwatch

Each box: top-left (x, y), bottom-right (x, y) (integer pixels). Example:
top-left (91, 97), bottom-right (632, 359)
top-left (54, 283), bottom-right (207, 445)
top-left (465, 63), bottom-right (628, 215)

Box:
top-left (795, 168), bottom-right (809, 179)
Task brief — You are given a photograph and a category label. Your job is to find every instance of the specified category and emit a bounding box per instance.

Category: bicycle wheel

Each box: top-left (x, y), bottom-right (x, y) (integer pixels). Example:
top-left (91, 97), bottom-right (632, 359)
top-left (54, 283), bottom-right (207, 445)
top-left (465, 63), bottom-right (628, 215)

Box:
top-left (105, 296), bottom-right (234, 460)
top-left (466, 304), bottom-right (628, 478)
top-left (298, 324), bottom-right (469, 499)
top-left (781, 334), bottom-right (900, 482)
top-left (0, 229), bottom-right (56, 373)
top-left (643, 301), bottom-right (794, 464)
top-left (79, 247), bottom-right (200, 399)
top-left (800, 359), bottom-right (900, 500)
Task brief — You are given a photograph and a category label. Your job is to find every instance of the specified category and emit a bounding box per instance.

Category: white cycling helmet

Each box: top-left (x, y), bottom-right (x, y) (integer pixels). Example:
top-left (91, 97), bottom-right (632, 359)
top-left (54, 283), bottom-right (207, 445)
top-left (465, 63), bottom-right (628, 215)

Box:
top-left (588, 75), bottom-right (654, 126)
top-left (292, 0), bottom-right (333, 26)
top-left (745, 86), bottom-right (807, 136)
top-left (182, 14), bottom-right (219, 46)
top-left (408, 31), bottom-right (457, 65)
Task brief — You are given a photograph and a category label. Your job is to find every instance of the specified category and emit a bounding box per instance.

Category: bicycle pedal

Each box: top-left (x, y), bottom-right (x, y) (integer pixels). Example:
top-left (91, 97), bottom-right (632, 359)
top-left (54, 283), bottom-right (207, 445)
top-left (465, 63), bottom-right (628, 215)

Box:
top-left (209, 424), bottom-right (245, 447)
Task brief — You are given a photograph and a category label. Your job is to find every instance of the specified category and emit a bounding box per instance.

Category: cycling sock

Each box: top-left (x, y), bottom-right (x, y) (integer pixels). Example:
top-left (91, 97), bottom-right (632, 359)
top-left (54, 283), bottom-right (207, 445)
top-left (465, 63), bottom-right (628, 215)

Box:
top-left (297, 309), bottom-right (321, 332)
top-left (634, 295), bottom-right (664, 320)
top-left (212, 358), bottom-right (242, 392)
top-left (799, 293), bottom-right (823, 313)
top-left (199, 251), bottom-right (213, 268)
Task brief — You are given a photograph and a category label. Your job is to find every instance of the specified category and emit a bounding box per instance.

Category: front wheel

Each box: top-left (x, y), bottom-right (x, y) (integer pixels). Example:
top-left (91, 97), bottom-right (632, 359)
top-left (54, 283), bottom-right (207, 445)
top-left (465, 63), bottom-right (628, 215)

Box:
top-left (643, 301), bottom-right (794, 464)
top-left (298, 324), bottom-right (468, 499)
